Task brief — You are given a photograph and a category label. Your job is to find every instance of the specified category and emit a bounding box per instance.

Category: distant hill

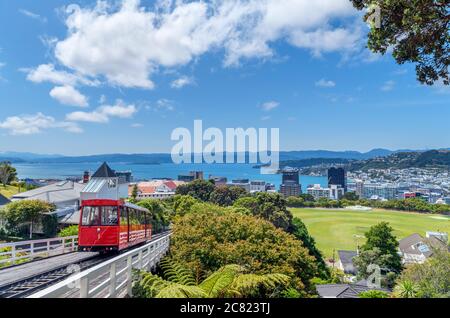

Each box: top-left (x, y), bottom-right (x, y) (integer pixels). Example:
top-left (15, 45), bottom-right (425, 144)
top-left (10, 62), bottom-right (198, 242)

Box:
top-left (278, 158), bottom-right (354, 169)
top-left (349, 150), bottom-right (450, 171)
top-left (279, 149), bottom-right (394, 161)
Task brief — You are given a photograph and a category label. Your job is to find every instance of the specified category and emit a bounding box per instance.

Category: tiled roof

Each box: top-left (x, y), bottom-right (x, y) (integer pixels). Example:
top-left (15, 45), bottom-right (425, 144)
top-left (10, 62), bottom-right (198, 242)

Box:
top-left (317, 281), bottom-right (390, 298)
top-left (0, 193), bottom-right (11, 206)
top-left (338, 250), bottom-right (358, 275)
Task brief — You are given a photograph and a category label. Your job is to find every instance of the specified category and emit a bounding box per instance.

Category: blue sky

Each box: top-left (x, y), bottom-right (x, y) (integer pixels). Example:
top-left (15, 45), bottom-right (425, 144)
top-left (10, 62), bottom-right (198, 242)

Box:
top-left (0, 0), bottom-right (449, 155)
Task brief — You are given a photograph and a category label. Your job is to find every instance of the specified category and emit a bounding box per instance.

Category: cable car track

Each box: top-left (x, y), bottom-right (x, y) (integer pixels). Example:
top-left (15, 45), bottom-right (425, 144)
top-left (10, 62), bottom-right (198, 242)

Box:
top-left (0, 232), bottom-right (169, 298)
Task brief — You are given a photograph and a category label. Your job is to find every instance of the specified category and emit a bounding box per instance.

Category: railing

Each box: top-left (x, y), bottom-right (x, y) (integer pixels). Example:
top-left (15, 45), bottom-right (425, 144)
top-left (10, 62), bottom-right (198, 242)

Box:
top-left (28, 233), bottom-right (171, 298)
top-left (0, 236), bottom-right (78, 268)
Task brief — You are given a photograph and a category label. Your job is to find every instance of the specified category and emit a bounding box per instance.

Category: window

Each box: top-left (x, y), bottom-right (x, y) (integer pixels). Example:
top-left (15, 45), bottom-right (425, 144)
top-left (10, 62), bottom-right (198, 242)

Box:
top-left (120, 207), bottom-right (128, 226)
top-left (81, 206), bottom-right (100, 226)
top-left (101, 206), bottom-right (118, 226)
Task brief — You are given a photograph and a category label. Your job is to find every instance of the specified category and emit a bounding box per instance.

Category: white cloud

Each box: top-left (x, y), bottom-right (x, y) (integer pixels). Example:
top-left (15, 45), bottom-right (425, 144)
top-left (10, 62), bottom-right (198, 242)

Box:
top-left (66, 100), bottom-right (137, 123)
top-left (315, 79), bottom-right (336, 88)
top-left (171, 76), bottom-right (195, 89)
top-left (40, 0), bottom-right (361, 89)
top-left (261, 116), bottom-right (271, 121)
top-left (261, 101), bottom-right (280, 112)
top-left (23, 64), bottom-right (97, 87)
top-left (381, 80), bottom-right (395, 92)
top-left (19, 9), bottom-right (47, 23)
top-left (0, 113), bottom-right (82, 135)
top-left (49, 85), bottom-right (88, 107)
top-left (131, 123), bottom-right (144, 128)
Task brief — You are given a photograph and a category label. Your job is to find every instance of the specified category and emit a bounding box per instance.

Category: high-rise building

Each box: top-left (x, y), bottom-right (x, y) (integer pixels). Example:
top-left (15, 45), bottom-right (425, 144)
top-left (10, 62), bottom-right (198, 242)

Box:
top-left (279, 167), bottom-right (301, 197)
top-left (178, 171), bottom-right (204, 182)
top-left (328, 167), bottom-right (347, 191)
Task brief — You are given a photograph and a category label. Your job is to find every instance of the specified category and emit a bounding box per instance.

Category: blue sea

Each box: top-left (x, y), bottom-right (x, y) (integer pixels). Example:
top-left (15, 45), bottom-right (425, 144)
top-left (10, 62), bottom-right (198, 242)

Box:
top-left (14, 163), bottom-right (327, 189)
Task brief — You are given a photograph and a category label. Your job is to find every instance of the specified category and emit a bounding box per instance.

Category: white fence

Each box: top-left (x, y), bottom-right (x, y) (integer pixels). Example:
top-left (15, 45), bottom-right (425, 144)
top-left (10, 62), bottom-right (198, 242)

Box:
top-left (28, 233), bottom-right (171, 298)
top-left (0, 236), bottom-right (78, 267)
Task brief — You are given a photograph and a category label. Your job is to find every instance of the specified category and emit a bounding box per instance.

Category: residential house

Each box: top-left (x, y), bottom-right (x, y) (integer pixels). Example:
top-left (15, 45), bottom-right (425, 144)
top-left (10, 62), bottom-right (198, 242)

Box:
top-left (0, 193), bottom-right (10, 208)
top-left (399, 233), bottom-right (448, 264)
top-left (337, 250), bottom-right (358, 275)
top-left (316, 280), bottom-right (390, 298)
top-left (130, 180), bottom-right (186, 200)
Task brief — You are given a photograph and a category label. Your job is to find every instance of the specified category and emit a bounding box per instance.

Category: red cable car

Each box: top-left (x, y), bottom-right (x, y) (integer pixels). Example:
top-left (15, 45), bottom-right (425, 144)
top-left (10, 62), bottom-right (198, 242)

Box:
top-left (78, 199), bottom-right (151, 253)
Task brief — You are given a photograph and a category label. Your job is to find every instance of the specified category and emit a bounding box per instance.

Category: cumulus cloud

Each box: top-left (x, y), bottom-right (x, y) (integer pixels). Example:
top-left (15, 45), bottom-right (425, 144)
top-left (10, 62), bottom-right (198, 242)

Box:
top-left (261, 101), bottom-right (280, 111)
top-left (0, 113), bottom-right (82, 135)
top-left (34, 0), bottom-right (361, 90)
top-left (49, 85), bottom-right (88, 107)
top-left (66, 100), bottom-right (137, 123)
top-left (23, 64), bottom-right (97, 87)
top-left (171, 76), bottom-right (195, 89)
top-left (315, 79), bottom-right (336, 88)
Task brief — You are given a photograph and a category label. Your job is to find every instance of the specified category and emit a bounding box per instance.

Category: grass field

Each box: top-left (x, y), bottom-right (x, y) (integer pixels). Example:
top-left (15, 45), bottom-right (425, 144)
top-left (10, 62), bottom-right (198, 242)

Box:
top-left (0, 185), bottom-right (19, 199)
top-left (291, 208), bottom-right (450, 259)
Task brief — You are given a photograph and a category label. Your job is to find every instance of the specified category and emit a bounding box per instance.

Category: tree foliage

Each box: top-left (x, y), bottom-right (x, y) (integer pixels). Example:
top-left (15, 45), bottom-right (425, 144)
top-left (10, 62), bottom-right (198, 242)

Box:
top-left (175, 180), bottom-right (215, 202)
top-left (209, 186), bottom-right (248, 207)
top-left (0, 200), bottom-right (55, 235)
top-left (0, 162), bottom-right (17, 186)
top-left (234, 193), bottom-right (293, 231)
top-left (351, 0), bottom-right (450, 85)
top-left (394, 249), bottom-right (450, 298)
top-left (134, 260), bottom-right (290, 298)
top-left (137, 199), bottom-right (171, 233)
top-left (358, 290), bottom-right (390, 298)
top-left (170, 209), bottom-right (318, 294)
top-left (58, 225), bottom-right (79, 237)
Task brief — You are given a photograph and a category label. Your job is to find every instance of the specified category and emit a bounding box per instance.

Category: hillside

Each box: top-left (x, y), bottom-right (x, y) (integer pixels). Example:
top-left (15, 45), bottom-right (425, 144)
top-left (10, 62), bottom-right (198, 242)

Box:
top-left (349, 150), bottom-right (450, 171)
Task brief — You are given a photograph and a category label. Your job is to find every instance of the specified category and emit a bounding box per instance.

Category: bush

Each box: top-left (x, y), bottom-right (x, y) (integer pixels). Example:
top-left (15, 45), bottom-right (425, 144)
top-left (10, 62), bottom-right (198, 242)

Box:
top-left (58, 225), bottom-right (79, 237)
top-left (358, 290), bottom-right (390, 298)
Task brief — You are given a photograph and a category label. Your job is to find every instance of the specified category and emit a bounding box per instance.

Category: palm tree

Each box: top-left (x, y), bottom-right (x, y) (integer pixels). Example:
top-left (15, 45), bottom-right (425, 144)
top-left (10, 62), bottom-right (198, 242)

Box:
top-left (393, 280), bottom-right (419, 298)
top-left (133, 258), bottom-right (290, 298)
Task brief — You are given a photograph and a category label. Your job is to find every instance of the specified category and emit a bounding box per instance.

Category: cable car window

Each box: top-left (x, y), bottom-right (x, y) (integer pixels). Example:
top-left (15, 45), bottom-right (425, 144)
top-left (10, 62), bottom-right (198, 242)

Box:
top-left (81, 206), bottom-right (101, 226)
top-left (120, 207), bottom-right (128, 226)
top-left (101, 206), bottom-right (118, 226)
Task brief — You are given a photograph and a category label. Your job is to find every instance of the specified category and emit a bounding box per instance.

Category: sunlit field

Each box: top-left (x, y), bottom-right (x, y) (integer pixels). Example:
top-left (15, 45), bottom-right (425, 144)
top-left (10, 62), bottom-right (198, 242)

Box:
top-left (291, 208), bottom-right (450, 259)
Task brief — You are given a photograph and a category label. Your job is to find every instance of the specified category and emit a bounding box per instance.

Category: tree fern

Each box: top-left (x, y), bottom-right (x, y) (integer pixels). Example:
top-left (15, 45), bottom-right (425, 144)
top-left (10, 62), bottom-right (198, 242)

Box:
top-left (230, 273), bottom-right (290, 297)
top-left (199, 265), bottom-right (243, 298)
top-left (156, 284), bottom-right (207, 298)
top-left (159, 257), bottom-right (196, 286)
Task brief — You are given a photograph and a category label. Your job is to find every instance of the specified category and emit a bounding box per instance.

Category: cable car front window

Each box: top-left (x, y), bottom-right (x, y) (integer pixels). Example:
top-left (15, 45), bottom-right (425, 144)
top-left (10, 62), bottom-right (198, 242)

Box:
top-left (81, 206), bottom-right (101, 226)
top-left (101, 206), bottom-right (118, 226)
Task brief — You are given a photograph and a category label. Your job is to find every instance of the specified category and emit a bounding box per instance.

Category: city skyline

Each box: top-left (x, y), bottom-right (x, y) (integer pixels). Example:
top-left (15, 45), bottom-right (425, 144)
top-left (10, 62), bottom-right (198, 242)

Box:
top-left (0, 0), bottom-right (449, 156)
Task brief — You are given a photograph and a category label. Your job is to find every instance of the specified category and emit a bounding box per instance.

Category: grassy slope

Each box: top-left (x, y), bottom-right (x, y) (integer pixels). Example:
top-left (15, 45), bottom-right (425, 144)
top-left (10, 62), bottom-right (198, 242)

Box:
top-left (0, 185), bottom-right (19, 198)
top-left (291, 208), bottom-right (450, 259)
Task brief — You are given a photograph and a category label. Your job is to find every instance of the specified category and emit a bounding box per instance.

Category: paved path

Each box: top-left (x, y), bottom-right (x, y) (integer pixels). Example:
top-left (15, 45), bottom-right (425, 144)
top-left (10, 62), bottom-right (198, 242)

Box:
top-left (0, 252), bottom-right (97, 288)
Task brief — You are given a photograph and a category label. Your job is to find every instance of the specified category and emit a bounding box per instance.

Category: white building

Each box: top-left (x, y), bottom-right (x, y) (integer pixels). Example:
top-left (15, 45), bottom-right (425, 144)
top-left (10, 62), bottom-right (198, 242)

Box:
top-left (81, 162), bottom-right (130, 201)
top-left (307, 184), bottom-right (344, 200)
top-left (130, 180), bottom-right (185, 200)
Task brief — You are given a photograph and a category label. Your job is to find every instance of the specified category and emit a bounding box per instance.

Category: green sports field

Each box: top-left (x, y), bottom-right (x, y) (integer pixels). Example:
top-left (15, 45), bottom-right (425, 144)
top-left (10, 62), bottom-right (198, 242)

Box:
top-left (290, 208), bottom-right (450, 259)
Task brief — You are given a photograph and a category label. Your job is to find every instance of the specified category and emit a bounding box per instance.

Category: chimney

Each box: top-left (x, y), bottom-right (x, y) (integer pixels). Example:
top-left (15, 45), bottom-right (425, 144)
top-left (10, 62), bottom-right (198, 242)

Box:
top-left (83, 171), bottom-right (90, 184)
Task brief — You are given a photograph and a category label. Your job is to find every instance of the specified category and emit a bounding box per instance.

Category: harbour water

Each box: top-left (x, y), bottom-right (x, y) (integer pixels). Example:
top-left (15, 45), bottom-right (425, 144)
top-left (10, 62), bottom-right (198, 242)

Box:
top-left (14, 162), bottom-right (327, 189)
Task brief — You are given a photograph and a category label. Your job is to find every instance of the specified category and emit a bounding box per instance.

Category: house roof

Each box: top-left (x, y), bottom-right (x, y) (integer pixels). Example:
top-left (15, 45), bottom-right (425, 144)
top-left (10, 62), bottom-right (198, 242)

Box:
top-left (0, 193), bottom-right (11, 206)
top-left (399, 233), bottom-right (446, 258)
top-left (11, 181), bottom-right (84, 205)
top-left (91, 162), bottom-right (117, 178)
top-left (317, 281), bottom-right (389, 298)
top-left (338, 250), bottom-right (358, 275)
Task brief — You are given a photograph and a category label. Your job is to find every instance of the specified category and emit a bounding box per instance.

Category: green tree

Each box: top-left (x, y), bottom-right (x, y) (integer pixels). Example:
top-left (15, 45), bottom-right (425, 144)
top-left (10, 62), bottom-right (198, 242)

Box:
top-left (234, 193), bottom-right (293, 231)
top-left (170, 209), bottom-right (318, 294)
top-left (351, 0), bottom-right (449, 85)
top-left (209, 186), bottom-right (247, 207)
top-left (0, 162), bottom-right (17, 186)
top-left (395, 249), bottom-right (450, 298)
top-left (393, 280), bottom-right (419, 298)
top-left (286, 196), bottom-right (305, 208)
top-left (361, 222), bottom-right (402, 274)
top-left (134, 259), bottom-right (290, 298)
top-left (131, 184), bottom-right (139, 201)
top-left (172, 195), bottom-right (199, 217)
top-left (175, 180), bottom-right (215, 202)
top-left (0, 200), bottom-right (55, 239)
top-left (137, 199), bottom-right (172, 233)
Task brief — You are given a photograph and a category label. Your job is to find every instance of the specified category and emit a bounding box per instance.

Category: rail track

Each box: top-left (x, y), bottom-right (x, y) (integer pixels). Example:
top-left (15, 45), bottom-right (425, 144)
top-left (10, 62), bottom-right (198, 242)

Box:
top-left (0, 232), bottom-right (169, 298)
